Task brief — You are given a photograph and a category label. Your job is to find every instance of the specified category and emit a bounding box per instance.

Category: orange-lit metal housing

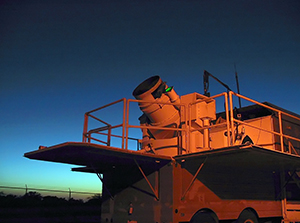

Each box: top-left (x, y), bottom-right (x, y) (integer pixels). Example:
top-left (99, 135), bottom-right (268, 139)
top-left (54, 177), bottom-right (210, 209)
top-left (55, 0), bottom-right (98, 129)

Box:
top-left (25, 75), bottom-right (300, 223)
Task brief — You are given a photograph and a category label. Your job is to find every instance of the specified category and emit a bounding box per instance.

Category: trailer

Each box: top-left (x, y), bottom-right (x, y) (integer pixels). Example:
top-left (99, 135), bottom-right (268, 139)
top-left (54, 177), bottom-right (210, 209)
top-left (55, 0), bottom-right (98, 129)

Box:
top-left (25, 74), bottom-right (300, 223)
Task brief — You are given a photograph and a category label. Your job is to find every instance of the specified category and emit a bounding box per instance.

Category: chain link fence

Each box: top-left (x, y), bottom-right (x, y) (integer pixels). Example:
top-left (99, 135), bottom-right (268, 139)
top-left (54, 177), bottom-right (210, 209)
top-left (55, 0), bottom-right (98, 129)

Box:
top-left (0, 185), bottom-right (101, 201)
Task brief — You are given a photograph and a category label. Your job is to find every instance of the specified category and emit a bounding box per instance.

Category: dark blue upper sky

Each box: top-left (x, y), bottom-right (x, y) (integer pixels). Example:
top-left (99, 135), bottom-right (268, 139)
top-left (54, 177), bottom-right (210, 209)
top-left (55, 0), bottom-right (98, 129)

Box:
top-left (1, 0), bottom-right (299, 196)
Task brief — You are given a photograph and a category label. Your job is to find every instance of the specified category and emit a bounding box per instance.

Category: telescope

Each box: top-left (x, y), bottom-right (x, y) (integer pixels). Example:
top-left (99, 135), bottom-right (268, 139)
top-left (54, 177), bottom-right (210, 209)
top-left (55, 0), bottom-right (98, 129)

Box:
top-left (132, 75), bottom-right (181, 139)
top-left (133, 76), bottom-right (181, 155)
top-left (133, 75), bottom-right (216, 156)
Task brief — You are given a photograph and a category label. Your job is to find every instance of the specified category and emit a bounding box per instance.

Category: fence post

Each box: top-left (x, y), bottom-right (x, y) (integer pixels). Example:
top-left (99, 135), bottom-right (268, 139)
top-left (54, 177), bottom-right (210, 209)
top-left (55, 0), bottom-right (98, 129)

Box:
top-left (69, 188), bottom-right (71, 200)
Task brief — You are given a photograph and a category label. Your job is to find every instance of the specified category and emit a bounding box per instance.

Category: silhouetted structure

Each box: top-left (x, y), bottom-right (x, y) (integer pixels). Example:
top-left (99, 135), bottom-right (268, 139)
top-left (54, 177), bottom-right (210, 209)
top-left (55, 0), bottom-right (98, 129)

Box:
top-left (0, 191), bottom-right (102, 223)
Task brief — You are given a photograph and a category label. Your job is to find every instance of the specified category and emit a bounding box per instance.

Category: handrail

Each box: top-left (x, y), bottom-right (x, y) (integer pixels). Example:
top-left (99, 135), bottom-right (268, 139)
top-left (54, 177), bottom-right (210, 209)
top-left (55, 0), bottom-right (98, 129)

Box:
top-left (83, 98), bottom-right (186, 151)
top-left (229, 91), bottom-right (300, 154)
top-left (88, 114), bottom-right (111, 127)
top-left (231, 92), bottom-right (300, 121)
top-left (85, 98), bottom-right (125, 115)
top-left (82, 98), bottom-right (127, 146)
top-left (211, 92), bottom-right (231, 147)
top-left (82, 91), bottom-right (300, 156)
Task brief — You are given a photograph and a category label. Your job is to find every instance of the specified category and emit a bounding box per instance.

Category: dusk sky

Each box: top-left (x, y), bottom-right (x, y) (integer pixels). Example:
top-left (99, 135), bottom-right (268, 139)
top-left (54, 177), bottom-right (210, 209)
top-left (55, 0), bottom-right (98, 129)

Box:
top-left (1, 0), bottom-right (300, 197)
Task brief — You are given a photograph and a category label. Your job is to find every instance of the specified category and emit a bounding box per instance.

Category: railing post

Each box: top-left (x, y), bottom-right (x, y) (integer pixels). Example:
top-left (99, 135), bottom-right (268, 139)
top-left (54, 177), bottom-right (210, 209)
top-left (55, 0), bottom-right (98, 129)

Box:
top-left (122, 98), bottom-right (127, 149)
top-left (181, 103), bottom-right (188, 155)
top-left (125, 99), bottom-right (130, 150)
top-left (187, 103), bottom-right (191, 153)
top-left (278, 112), bottom-right (284, 152)
top-left (107, 126), bottom-right (111, 146)
top-left (229, 91), bottom-right (235, 146)
top-left (224, 92), bottom-right (231, 147)
top-left (83, 113), bottom-right (89, 143)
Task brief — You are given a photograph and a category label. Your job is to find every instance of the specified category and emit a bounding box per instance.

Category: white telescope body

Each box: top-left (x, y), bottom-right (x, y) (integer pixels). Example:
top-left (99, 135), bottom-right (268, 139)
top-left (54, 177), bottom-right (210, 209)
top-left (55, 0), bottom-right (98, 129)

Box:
top-left (132, 76), bottom-right (180, 140)
top-left (133, 76), bottom-right (216, 156)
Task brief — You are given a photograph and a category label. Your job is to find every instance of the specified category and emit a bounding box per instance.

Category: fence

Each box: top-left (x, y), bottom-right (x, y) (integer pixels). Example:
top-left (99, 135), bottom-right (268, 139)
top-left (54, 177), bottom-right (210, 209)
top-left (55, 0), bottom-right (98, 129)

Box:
top-left (0, 185), bottom-right (101, 201)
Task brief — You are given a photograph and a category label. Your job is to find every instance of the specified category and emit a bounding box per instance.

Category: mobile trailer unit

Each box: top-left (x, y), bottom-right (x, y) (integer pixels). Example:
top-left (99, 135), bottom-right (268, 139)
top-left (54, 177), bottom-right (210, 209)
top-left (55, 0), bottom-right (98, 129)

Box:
top-left (25, 75), bottom-right (300, 223)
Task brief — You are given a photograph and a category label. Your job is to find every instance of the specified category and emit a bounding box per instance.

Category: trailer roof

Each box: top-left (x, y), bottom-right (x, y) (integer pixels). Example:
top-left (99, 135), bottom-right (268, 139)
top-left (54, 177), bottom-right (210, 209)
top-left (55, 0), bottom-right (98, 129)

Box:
top-left (175, 145), bottom-right (300, 172)
top-left (216, 101), bottom-right (300, 121)
top-left (24, 142), bottom-right (172, 173)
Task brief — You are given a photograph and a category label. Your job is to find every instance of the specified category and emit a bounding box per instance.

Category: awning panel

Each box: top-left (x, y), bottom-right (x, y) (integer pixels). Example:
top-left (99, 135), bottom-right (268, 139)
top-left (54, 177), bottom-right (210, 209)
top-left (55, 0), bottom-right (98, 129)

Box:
top-left (24, 142), bottom-right (172, 173)
top-left (175, 145), bottom-right (300, 172)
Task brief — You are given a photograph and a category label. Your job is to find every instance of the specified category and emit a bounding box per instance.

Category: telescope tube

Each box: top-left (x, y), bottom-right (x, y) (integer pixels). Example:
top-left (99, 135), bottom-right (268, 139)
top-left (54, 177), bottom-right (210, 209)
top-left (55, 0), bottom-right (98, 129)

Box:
top-left (132, 76), bottom-right (180, 139)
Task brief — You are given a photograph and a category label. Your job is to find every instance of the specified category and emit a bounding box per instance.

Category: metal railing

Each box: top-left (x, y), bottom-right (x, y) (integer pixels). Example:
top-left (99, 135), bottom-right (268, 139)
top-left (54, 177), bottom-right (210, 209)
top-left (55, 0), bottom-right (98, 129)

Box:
top-left (82, 98), bottom-right (188, 151)
top-left (82, 92), bottom-right (300, 156)
top-left (229, 91), bottom-right (300, 154)
top-left (82, 98), bottom-right (127, 148)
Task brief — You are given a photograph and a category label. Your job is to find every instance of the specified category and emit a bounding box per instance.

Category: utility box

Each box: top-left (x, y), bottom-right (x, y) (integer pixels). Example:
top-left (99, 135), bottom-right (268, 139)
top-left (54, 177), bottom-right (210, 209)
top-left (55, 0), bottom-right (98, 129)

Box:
top-left (180, 92), bottom-right (216, 122)
top-left (197, 100), bottom-right (216, 121)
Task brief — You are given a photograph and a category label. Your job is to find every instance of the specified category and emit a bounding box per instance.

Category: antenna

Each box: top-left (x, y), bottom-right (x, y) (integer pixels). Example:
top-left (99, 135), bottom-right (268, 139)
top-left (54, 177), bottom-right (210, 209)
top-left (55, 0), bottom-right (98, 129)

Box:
top-left (234, 63), bottom-right (242, 108)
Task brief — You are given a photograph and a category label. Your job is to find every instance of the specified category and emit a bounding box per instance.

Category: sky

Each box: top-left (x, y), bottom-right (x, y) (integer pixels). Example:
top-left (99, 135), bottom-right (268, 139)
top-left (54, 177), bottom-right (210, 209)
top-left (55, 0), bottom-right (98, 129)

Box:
top-left (1, 0), bottom-right (300, 198)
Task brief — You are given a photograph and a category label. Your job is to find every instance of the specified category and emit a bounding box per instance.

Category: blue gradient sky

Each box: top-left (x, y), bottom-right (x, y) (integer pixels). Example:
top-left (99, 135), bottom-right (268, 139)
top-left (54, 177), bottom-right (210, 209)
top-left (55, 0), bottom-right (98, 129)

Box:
top-left (1, 0), bottom-right (300, 196)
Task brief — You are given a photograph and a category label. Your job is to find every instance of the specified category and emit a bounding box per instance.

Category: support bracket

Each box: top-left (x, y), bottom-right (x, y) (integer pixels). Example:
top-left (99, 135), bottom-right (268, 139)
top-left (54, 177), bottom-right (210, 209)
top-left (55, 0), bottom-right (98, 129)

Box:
top-left (134, 159), bottom-right (159, 201)
top-left (90, 165), bottom-right (114, 200)
top-left (181, 156), bottom-right (208, 200)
